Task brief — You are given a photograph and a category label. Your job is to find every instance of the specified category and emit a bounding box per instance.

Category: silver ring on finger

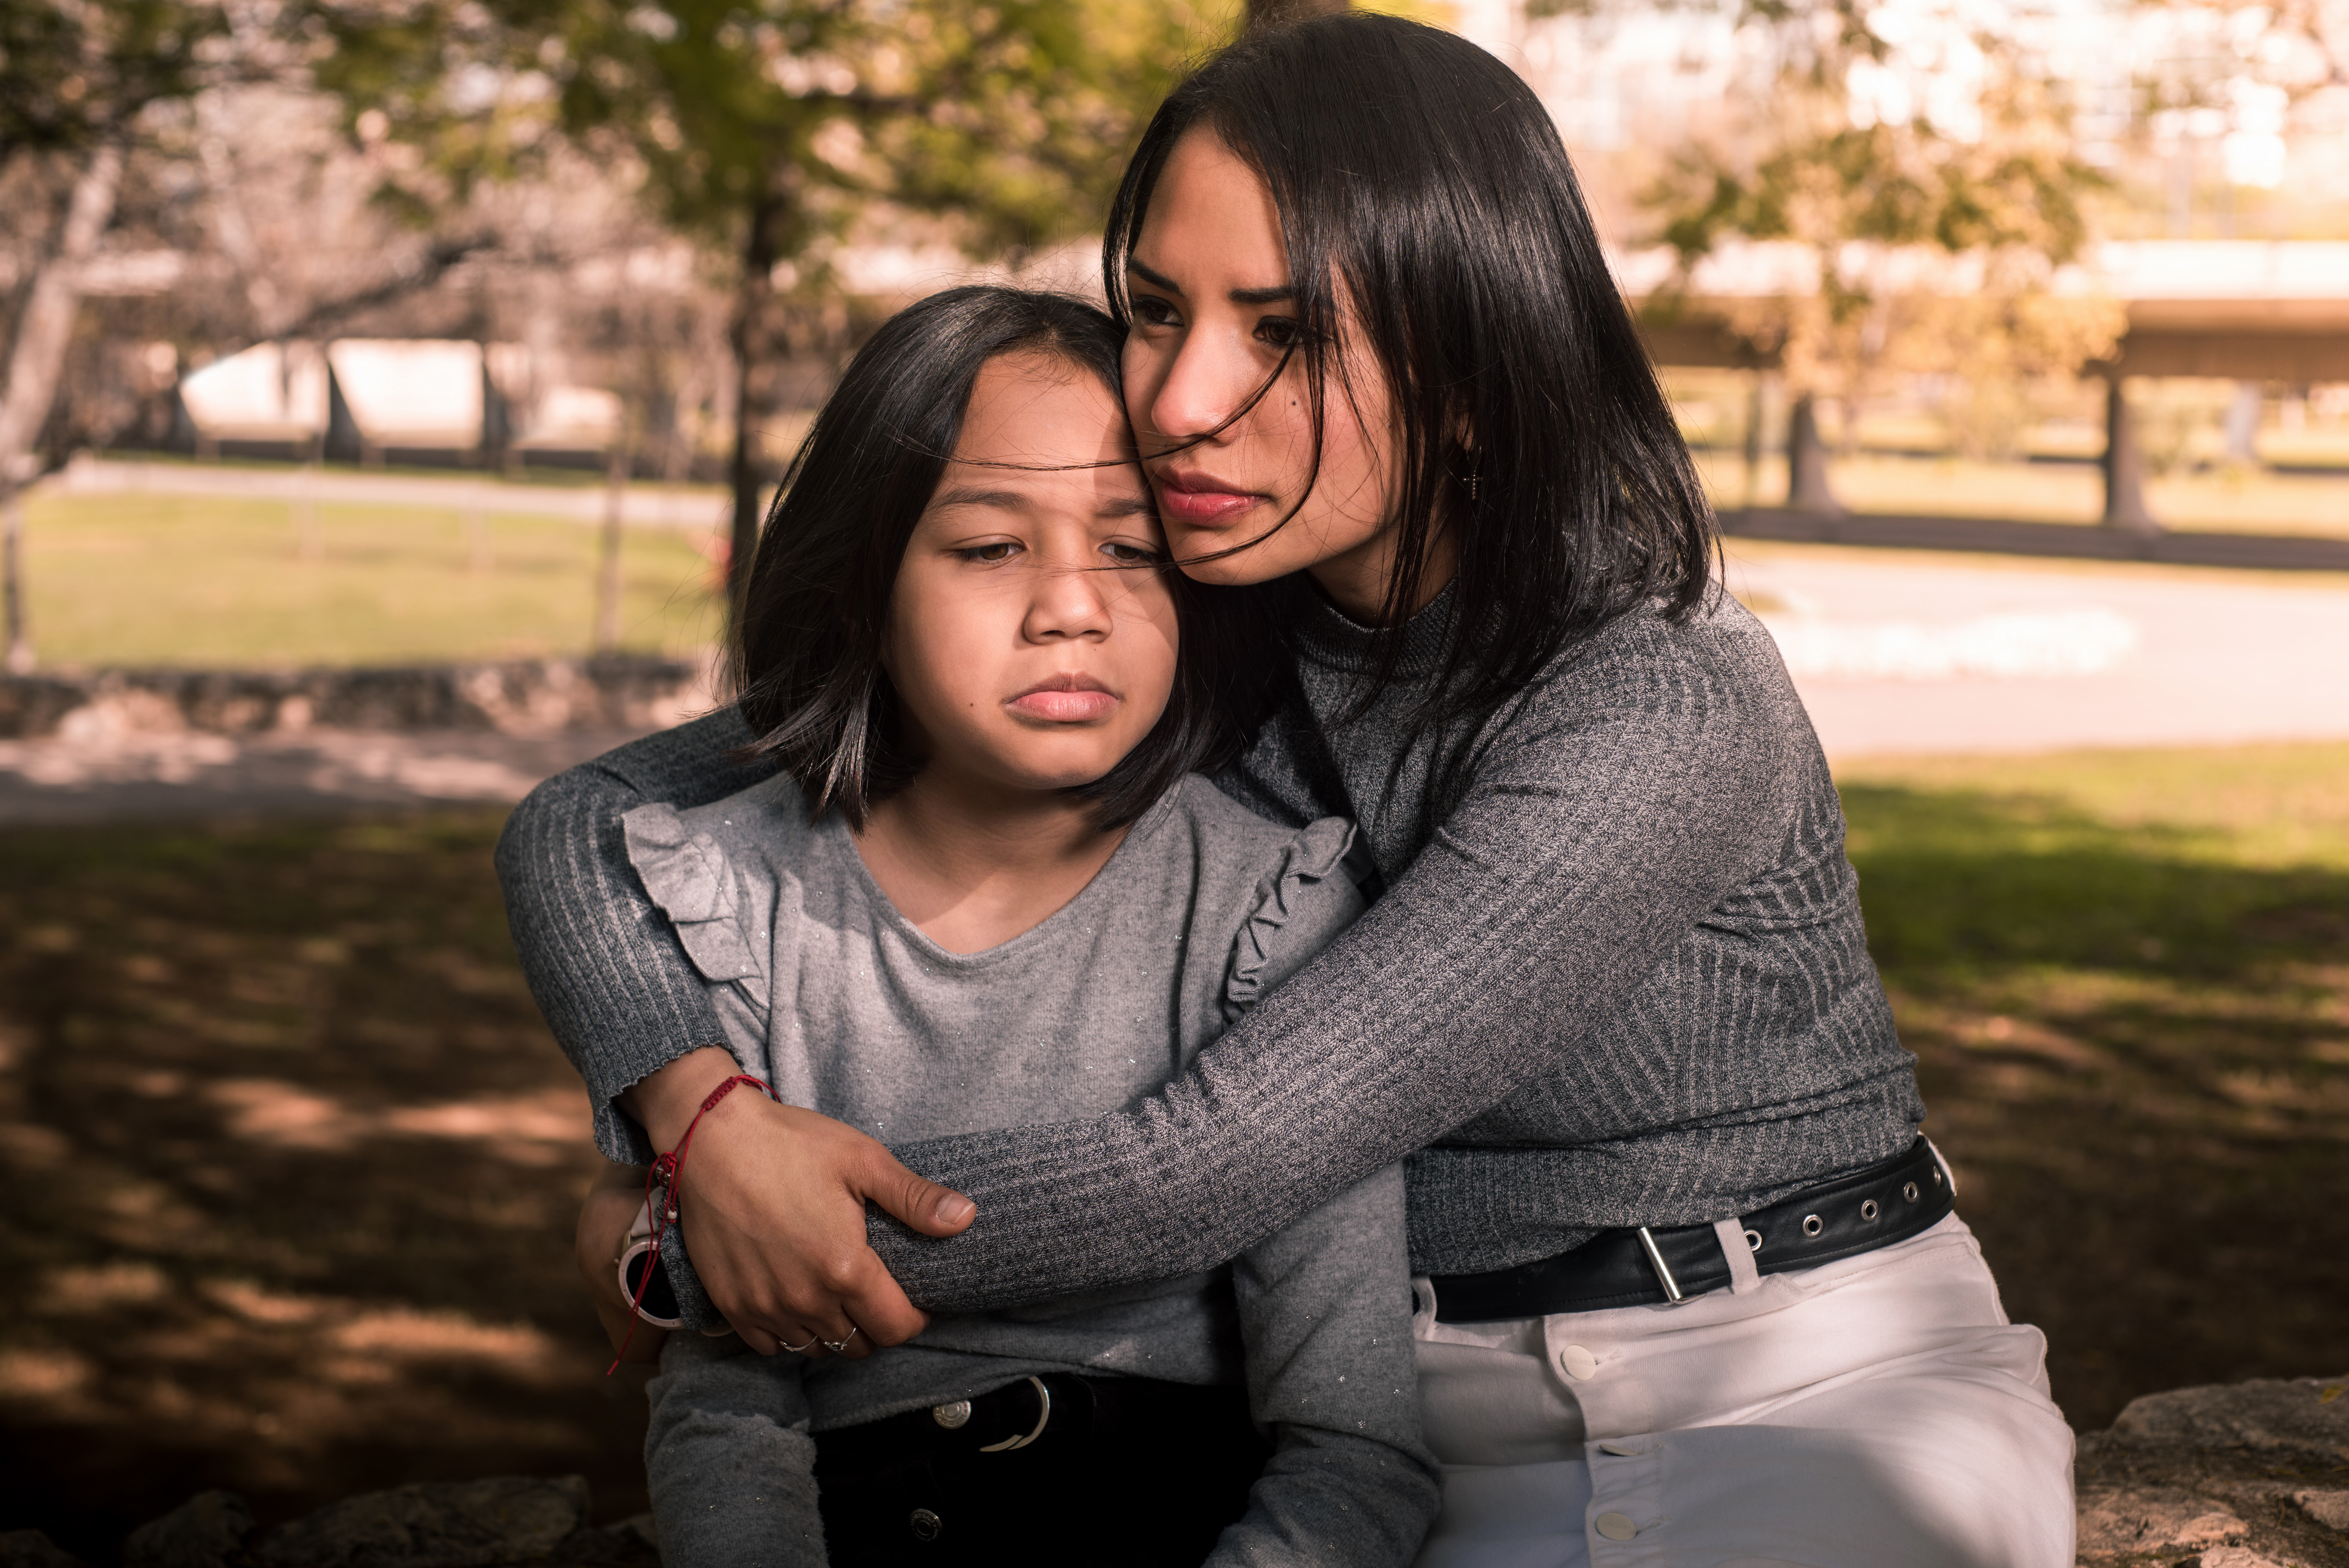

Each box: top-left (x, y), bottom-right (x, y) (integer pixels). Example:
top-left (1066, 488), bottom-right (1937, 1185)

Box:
top-left (821, 1326), bottom-right (860, 1353)
top-left (780, 1331), bottom-right (821, 1354)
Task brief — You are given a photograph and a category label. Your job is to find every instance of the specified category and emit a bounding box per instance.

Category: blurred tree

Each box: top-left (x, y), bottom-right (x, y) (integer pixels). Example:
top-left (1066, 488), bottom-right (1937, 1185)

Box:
top-left (1, 0), bottom-right (234, 671)
top-left (1644, 0), bottom-right (2125, 514)
top-left (313, 0), bottom-right (1224, 601)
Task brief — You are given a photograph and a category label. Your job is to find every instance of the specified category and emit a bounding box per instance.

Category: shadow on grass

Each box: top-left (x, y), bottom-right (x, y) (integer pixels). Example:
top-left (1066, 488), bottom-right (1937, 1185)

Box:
top-left (0, 811), bottom-right (652, 1562)
top-left (1, 784), bottom-right (2343, 1557)
top-left (1842, 782), bottom-right (2349, 1431)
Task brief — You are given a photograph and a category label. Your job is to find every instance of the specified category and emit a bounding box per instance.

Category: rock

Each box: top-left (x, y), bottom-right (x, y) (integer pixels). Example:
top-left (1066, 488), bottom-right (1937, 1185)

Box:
top-left (125, 1491), bottom-right (256, 1568)
top-left (2197, 1550), bottom-right (2291, 1568)
top-left (2077, 1487), bottom-right (2246, 1557)
top-left (539, 1516), bottom-right (658, 1568)
top-left (253, 1476), bottom-right (589, 1568)
top-left (2108, 1375), bottom-right (2349, 1463)
top-left (2301, 1490), bottom-right (2349, 1532)
top-left (0, 1533), bottom-right (86, 1568)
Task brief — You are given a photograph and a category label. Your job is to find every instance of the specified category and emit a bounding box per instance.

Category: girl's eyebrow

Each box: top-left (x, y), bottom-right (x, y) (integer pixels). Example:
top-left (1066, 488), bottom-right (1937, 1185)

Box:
top-left (930, 486), bottom-right (1032, 513)
top-left (1128, 255), bottom-right (1291, 307)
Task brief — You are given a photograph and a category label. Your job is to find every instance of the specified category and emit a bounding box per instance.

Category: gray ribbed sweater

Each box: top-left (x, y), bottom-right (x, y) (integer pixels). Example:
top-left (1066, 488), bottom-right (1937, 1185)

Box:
top-left (494, 588), bottom-right (1923, 1301)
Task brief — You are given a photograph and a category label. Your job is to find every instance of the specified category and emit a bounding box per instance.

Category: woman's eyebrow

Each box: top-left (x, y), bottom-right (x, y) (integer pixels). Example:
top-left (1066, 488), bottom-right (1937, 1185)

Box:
top-left (1128, 256), bottom-right (1293, 307)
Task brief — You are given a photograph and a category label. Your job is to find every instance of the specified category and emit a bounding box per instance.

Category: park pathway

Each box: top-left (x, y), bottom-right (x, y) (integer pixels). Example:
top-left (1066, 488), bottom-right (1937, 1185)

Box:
top-left (2, 542), bottom-right (2346, 823)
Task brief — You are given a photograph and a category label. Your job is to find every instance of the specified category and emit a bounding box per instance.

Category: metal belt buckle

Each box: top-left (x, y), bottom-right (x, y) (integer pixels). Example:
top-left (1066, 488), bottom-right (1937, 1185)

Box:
top-left (977, 1375), bottom-right (1053, 1453)
top-left (1636, 1226), bottom-right (1684, 1302)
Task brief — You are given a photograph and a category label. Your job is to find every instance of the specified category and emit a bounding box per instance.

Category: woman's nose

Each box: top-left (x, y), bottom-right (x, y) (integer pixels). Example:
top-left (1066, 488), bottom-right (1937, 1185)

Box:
top-left (1140, 330), bottom-right (1246, 449)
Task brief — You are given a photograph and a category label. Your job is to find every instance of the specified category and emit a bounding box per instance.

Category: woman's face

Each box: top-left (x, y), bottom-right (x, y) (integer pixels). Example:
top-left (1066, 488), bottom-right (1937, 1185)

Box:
top-left (1121, 128), bottom-right (1421, 620)
top-left (885, 351), bottom-right (1179, 799)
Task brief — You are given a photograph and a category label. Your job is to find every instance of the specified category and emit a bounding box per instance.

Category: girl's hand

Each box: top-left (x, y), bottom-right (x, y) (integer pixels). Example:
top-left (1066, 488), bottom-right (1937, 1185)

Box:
top-left (578, 1159), bottom-right (667, 1364)
top-left (621, 1048), bottom-right (977, 1358)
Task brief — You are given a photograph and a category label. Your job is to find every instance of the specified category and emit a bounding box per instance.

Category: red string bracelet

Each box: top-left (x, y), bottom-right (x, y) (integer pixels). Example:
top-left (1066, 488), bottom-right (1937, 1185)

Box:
top-left (609, 1072), bottom-right (780, 1374)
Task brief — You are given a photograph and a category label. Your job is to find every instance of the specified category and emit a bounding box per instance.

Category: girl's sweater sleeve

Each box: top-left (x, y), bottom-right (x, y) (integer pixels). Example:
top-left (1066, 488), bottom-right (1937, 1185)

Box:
top-left (866, 621), bottom-right (1801, 1311)
top-left (494, 707), bottom-right (778, 1163)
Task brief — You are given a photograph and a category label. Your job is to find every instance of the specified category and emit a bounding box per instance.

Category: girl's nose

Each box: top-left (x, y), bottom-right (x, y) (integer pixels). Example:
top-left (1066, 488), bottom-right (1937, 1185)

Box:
top-left (1022, 559), bottom-right (1115, 643)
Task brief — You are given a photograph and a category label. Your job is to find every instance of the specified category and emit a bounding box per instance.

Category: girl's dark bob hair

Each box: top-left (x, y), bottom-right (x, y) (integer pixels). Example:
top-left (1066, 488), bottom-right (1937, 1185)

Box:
top-left (731, 284), bottom-right (1279, 829)
top-left (1106, 13), bottom-right (1717, 780)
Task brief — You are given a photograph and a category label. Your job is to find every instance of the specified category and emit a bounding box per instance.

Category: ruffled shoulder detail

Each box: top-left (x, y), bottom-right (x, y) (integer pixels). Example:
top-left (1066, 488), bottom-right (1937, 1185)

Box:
top-left (1222, 816), bottom-right (1370, 1024)
top-left (620, 801), bottom-right (765, 987)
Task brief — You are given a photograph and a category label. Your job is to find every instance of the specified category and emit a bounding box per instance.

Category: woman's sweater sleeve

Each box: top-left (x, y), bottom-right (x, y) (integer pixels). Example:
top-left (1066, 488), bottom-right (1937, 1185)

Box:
top-left (869, 622), bottom-right (1799, 1312)
top-left (494, 707), bottom-right (777, 1163)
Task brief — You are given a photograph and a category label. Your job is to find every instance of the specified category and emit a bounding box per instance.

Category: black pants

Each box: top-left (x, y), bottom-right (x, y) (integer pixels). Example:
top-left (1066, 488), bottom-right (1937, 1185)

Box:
top-left (814, 1374), bottom-right (1271, 1567)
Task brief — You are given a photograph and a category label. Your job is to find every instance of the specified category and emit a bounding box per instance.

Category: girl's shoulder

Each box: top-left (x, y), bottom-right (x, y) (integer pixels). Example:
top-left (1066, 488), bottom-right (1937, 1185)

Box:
top-left (618, 778), bottom-right (832, 973)
top-left (1142, 777), bottom-right (1370, 1021)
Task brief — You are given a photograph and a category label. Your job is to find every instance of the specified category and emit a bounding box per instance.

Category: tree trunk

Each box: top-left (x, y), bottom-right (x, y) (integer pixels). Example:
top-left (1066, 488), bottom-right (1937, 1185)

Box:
top-left (2100, 374), bottom-right (2158, 534)
top-left (1785, 393), bottom-right (1842, 515)
top-left (595, 440), bottom-right (628, 652)
top-left (0, 139), bottom-right (125, 676)
top-left (726, 181), bottom-right (795, 617)
top-left (0, 139), bottom-right (125, 487)
top-left (1247, 0), bottom-right (1347, 32)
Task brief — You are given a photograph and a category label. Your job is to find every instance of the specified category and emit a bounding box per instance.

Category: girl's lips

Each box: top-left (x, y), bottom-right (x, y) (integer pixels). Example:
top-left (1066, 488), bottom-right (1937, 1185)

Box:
top-left (1005, 685), bottom-right (1119, 723)
top-left (1154, 472), bottom-right (1265, 527)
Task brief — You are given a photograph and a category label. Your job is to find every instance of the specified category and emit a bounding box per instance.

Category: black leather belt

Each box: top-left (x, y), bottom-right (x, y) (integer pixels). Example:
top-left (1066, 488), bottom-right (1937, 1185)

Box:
top-left (1428, 1136), bottom-right (1955, 1323)
top-left (812, 1371), bottom-right (1255, 1473)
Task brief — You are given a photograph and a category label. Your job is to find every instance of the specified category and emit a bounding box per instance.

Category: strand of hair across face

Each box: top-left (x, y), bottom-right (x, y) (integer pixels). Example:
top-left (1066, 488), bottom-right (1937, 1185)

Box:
top-left (608, 1073), bottom-right (780, 1375)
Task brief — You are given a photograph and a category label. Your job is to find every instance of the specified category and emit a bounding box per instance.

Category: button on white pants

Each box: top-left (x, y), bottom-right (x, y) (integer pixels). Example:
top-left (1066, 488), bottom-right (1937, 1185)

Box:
top-left (1410, 1215), bottom-right (2076, 1568)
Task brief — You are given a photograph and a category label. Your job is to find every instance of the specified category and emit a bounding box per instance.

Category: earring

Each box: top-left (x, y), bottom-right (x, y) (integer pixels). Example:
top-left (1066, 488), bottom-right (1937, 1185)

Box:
top-left (1467, 453), bottom-right (1481, 504)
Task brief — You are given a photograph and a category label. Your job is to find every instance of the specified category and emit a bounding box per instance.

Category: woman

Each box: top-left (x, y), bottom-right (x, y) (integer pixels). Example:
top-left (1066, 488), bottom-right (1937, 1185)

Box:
top-left (506, 15), bottom-right (2074, 1566)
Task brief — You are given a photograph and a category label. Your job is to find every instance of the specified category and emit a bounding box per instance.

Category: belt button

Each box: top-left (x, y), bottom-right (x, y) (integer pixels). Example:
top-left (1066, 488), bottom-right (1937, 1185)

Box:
top-left (1558, 1344), bottom-right (1599, 1381)
top-left (1595, 1511), bottom-right (1639, 1541)
top-left (931, 1400), bottom-right (972, 1430)
top-left (908, 1508), bottom-right (942, 1542)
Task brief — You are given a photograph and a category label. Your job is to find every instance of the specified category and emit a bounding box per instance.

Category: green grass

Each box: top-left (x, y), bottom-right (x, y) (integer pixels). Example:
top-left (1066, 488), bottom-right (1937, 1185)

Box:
top-left (0, 744), bottom-right (2342, 1556)
top-left (1837, 743), bottom-right (2349, 1429)
top-left (1697, 449), bottom-right (2349, 537)
top-left (14, 491), bottom-right (725, 670)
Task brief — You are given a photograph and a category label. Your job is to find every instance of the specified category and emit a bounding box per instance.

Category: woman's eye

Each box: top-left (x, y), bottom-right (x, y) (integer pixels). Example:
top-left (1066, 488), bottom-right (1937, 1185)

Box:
top-left (956, 542), bottom-right (1020, 563)
top-left (1103, 541), bottom-right (1163, 566)
top-left (1254, 316), bottom-right (1303, 350)
top-left (1130, 295), bottom-right (1180, 329)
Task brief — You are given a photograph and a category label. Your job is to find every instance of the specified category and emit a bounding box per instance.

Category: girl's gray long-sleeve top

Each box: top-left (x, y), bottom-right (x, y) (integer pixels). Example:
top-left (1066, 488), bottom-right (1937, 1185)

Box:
top-left (628, 775), bottom-right (1433, 1568)
top-left (495, 589), bottom-right (1925, 1301)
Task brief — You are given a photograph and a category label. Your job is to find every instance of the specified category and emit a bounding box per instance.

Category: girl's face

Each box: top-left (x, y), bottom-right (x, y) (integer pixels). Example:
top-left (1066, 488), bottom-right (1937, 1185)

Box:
top-left (884, 352), bottom-right (1179, 799)
top-left (1121, 128), bottom-right (1422, 619)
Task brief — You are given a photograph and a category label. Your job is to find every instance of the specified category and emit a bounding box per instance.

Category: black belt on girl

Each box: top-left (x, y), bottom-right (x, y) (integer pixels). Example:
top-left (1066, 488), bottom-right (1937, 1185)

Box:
top-left (813, 1372), bottom-right (1268, 1567)
top-left (1427, 1136), bottom-right (1955, 1323)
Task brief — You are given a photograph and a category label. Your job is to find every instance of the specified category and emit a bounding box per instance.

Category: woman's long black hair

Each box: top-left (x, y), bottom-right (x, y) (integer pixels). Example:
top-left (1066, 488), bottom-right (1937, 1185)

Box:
top-left (1105, 13), bottom-right (1717, 794)
top-left (731, 285), bottom-right (1282, 829)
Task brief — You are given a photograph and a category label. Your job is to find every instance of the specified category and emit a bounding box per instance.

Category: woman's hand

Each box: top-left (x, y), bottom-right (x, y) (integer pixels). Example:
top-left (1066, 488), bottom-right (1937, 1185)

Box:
top-left (621, 1048), bottom-right (977, 1358)
top-left (578, 1159), bottom-right (667, 1365)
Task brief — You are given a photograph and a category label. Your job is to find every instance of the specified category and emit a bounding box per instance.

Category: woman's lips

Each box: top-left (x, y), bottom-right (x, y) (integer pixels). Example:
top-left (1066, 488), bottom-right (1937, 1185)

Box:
top-left (1153, 470), bottom-right (1264, 528)
top-left (1005, 675), bottom-right (1118, 723)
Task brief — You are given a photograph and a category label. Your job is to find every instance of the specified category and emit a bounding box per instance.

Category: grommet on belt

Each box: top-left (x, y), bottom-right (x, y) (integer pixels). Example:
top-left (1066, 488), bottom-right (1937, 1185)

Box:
top-left (1903, 1181), bottom-right (1920, 1202)
top-left (1801, 1213), bottom-right (1824, 1237)
top-left (908, 1507), bottom-right (941, 1542)
top-left (1860, 1199), bottom-right (1880, 1221)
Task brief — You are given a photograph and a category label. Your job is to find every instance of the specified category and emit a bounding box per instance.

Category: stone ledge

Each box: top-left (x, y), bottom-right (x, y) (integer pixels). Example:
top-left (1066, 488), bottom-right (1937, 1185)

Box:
top-left (0, 656), bottom-right (715, 742)
top-left (2078, 1375), bottom-right (2349, 1568)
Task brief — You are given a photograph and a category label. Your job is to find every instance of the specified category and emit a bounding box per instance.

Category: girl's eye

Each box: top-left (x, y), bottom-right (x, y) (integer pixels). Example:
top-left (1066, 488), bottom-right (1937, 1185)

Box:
top-left (956, 542), bottom-right (1020, 563)
top-left (1130, 295), bottom-right (1180, 329)
top-left (1103, 542), bottom-right (1163, 566)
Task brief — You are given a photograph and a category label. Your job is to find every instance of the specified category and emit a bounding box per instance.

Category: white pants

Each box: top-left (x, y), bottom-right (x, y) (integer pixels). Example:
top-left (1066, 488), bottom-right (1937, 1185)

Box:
top-left (1410, 1215), bottom-right (2076, 1568)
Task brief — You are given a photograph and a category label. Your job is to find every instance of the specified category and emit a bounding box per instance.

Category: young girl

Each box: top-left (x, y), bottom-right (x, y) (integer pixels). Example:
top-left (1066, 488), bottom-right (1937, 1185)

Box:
top-left (573, 286), bottom-right (1435, 1568)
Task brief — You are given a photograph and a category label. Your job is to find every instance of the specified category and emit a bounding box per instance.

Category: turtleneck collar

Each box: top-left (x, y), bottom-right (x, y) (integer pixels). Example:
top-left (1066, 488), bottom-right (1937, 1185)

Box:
top-left (1286, 576), bottom-right (1460, 684)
